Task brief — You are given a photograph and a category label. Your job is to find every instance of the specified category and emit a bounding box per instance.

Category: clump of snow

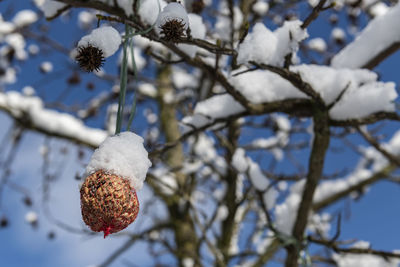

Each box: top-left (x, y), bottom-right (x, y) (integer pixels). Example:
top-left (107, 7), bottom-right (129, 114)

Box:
top-left (274, 180), bottom-right (304, 234)
top-left (34, 0), bottom-right (67, 19)
top-left (0, 15), bottom-right (15, 36)
top-left (6, 33), bottom-right (27, 60)
top-left (117, 0), bottom-right (134, 16)
top-left (156, 2), bottom-right (189, 37)
top-left (150, 166), bottom-right (177, 195)
top-left (307, 213), bottom-right (331, 236)
top-left (12, 10), bottom-right (38, 27)
top-left (181, 94), bottom-right (245, 131)
top-left (138, 83), bottom-right (158, 97)
top-left (77, 26), bottom-right (121, 58)
top-left (369, 2), bottom-right (389, 17)
top-left (40, 61), bottom-right (53, 73)
top-left (331, 27), bottom-right (346, 42)
top-left (248, 115), bottom-right (290, 160)
top-left (25, 211), bottom-right (38, 223)
top-left (292, 64), bottom-right (397, 119)
top-left (333, 241), bottom-right (400, 267)
top-left (85, 132), bottom-right (152, 190)
top-left (237, 21), bottom-right (308, 66)
top-left (183, 64), bottom-right (397, 131)
top-left (329, 79), bottom-right (396, 119)
top-left (78, 11), bottom-right (95, 29)
top-left (0, 64), bottom-right (16, 85)
top-left (232, 148), bottom-right (278, 208)
top-left (182, 258), bottom-right (194, 267)
top-left (215, 1), bottom-right (243, 41)
top-left (106, 103), bottom-right (118, 134)
top-left (331, 3), bottom-right (400, 68)
top-left (307, 0), bottom-right (319, 7)
top-left (0, 91), bottom-right (107, 147)
top-left (191, 134), bottom-right (227, 175)
top-left (252, 1), bottom-right (269, 16)
top-left (172, 67), bottom-right (198, 89)
top-left (28, 44), bottom-right (39, 55)
top-left (307, 37), bottom-right (327, 52)
top-left (22, 86), bottom-right (35, 96)
top-left (178, 13), bottom-right (206, 57)
top-left (139, 0), bottom-right (167, 25)
top-left (230, 69), bottom-right (306, 103)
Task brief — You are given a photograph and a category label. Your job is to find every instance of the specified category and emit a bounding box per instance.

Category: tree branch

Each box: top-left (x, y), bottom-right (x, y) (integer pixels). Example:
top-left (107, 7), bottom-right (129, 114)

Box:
top-left (285, 108), bottom-right (330, 267)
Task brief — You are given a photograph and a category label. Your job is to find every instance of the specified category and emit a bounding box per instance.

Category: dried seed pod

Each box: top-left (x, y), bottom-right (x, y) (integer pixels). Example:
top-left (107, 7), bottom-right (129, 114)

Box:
top-left (156, 2), bottom-right (189, 43)
top-left (159, 18), bottom-right (187, 43)
top-left (80, 170), bottom-right (139, 238)
top-left (75, 44), bottom-right (105, 72)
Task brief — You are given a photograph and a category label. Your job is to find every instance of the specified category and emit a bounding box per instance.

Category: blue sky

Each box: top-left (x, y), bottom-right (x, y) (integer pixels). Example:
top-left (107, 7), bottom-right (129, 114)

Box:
top-left (1, 1), bottom-right (400, 267)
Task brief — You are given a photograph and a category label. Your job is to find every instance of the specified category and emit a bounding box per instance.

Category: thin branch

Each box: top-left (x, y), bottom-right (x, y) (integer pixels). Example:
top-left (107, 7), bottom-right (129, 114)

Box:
top-left (301, 0), bottom-right (329, 29)
top-left (357, 126), bottom-right (400, 166)
top-left (309, 236), bottom-right (400, 259)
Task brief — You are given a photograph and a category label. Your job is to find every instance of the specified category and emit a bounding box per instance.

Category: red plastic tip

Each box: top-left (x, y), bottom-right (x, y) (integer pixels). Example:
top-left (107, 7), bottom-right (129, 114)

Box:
top-left (103, 225), bottom-right (112, 238)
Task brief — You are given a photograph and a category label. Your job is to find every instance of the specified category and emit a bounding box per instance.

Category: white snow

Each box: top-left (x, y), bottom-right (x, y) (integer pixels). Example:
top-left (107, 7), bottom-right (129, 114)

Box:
top-left (0, 21), bottom-right (15, 36)
top-left (138, 83), bottom-right (158, 97)
top-left (172, 67), bottom-right (198, 88)
top-left (0, 91), bottom-right (107, 148)
top-left (215, 2), bottom-right (243, 42)
top-left (230, 69), bottom-right (306, 103)
top-left (151, 166), bottom-right (177, 195)
top-left (331, 27), bottom-right (346, 41)
top-left (191, 134), bottom-right (227, 175)
top-left (25, 211), bottom-right (38, 223)
top-left (139, 0), bottom-right (167, 25)
top-left (22, 86), bottom-right (35, 96)
top-left (34, 0), bottom-right (67, 19)
top-left (78, 11), bottom-right (95, 29)
top-left (291, 64), bottom-right (396, 107)
top-left (314, 128), bottom-right (400, 205)
top-left (156, 2), bottom-right (189, 37)
top-left (249, 115), bottom-right (290, 156)
top-left (0, 65), bottom-right (16, 84)
top-left (333, 241), bottom-right (400, 267)
top-left (369, 2), bottom-right (389, 17)
top-left (252, 1), bottom-right (269, 16)
top-left (117, 0), bottom-right (134, 16)
top-left (307, 37), bottom-right (327, 52)
top-left (237, 21), bottom-right (308, 67)
top-left (274, 180), bottom-right (304, 235)
top-left (331, 3), bottom-right (400, 68)
top-left (182, 64), bottom-right (397, 131)
top-left (28, 44), bottom-right (40, 55)
top-left (232, 148), bottom-right (278, 207)
top-left (178, 13), bottom-right (206, 57)
top-left (6, 33), bottom-right (27, 60)
top-left (12, 10), bottom-right (38, 27)
top-left (181, 94), bottom-right (244, 131)
top-left (77, 26), bottom-right (121, 58)
top-left (85, 132), bottom-right (152, 190)
top-left (40, 61), bottom-right (53, 73)
top-left (182, 258), bottom-right (194, 267)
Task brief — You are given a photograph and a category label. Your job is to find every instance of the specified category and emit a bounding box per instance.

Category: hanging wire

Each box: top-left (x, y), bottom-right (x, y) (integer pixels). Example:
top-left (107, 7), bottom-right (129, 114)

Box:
top-left (115, 24), bottom-right (129, 135)
top-left (127, 27), bottom-right (138, 131)
top-left (114, 1), bottom-right (161, 134)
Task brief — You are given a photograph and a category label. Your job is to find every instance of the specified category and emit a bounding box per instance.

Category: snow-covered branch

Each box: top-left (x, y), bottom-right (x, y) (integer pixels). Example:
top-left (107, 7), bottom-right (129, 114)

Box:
top-left (0, 91), bottom-right (107, 148)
